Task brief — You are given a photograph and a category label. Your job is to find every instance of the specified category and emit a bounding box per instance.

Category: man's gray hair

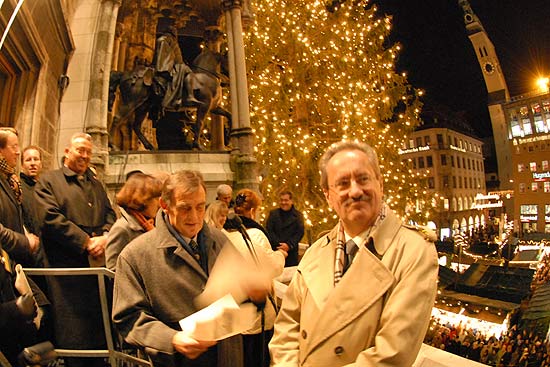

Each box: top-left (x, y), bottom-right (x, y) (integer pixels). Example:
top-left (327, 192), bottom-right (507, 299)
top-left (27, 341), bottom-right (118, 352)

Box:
top-left (319, 140), bottom-right (381, 190)
top-left (216, 184), bottom-right (233, 197)
top-left (162, 170), bottom-right (206, 206)
top-left (69, 132), bottom-right (92, 146)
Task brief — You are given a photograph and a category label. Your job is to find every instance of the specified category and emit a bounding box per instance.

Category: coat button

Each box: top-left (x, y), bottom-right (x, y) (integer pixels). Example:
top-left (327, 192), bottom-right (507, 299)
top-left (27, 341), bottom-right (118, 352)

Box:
top-left (334, 346), bottom-right (344, 355)
top-left (301, 330), bottom-right (307, 339)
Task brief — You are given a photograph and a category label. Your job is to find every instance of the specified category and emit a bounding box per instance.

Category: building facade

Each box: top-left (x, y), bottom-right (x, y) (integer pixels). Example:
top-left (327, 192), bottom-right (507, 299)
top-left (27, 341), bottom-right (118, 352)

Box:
top-left (400, 124), bottom-right (488, 239)
top-left (504, 92), bottom-right (550, 236)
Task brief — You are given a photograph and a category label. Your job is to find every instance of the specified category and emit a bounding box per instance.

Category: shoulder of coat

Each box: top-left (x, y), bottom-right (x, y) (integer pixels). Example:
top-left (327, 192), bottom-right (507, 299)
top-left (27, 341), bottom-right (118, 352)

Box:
top-left (402, 223), bottom-right (437, 242)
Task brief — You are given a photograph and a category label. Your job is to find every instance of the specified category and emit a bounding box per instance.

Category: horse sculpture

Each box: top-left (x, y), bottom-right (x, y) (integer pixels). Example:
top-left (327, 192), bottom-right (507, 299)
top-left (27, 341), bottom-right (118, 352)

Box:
top-left (108, 48), bottom-right (231, 151)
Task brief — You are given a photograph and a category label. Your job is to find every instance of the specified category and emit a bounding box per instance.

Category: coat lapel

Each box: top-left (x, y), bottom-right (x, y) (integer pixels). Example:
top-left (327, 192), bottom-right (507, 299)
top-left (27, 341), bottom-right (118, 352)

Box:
top-left (0, 175), bottom-right (18, 207)
top-left (302, 213), bottom-right (404, 356)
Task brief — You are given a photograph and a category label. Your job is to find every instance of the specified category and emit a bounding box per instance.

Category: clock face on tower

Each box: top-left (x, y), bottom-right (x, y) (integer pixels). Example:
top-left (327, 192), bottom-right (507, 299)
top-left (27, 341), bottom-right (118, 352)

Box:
top-left (483, 61), bottom-right (495, 75)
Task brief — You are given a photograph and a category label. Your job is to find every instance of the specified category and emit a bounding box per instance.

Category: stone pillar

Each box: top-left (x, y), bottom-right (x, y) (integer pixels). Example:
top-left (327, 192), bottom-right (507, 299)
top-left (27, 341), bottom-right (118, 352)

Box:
top-left (222, 0), bottom-right (257, 192)
top-left (84, 0), bottom-right (121, 178)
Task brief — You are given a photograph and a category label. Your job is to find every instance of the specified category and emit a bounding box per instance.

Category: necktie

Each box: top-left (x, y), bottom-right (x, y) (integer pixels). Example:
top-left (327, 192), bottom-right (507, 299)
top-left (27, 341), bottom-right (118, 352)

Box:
top-left (189, 239), bottom-right (200, 262)
top-left (344, 240), bottom-right (358, 272)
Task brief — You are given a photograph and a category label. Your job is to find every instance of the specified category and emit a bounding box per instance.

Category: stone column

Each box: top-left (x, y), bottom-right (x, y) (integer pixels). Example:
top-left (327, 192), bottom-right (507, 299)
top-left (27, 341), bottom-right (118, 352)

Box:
top-left (222, 0), bottom-right (257, 191)
top-left (84, 0), bottom-right (122, 178)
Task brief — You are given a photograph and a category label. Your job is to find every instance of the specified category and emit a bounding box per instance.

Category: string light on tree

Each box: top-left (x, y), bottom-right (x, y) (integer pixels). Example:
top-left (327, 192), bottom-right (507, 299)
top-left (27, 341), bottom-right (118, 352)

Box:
top-left (245, 0), bottom-right (433, 234)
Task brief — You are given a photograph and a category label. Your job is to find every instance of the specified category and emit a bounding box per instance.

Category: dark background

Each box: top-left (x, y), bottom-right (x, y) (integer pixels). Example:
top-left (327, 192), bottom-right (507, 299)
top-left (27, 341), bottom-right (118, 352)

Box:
top-left (377, 0), bottom-right (550, 137)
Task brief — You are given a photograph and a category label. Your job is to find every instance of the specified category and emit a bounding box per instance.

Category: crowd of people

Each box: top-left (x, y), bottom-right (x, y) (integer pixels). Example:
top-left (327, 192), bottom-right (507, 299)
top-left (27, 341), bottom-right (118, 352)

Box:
top-left (424, 317), bottom-right (550, 366)
top-left (1, 135), bottom-right (443, 367)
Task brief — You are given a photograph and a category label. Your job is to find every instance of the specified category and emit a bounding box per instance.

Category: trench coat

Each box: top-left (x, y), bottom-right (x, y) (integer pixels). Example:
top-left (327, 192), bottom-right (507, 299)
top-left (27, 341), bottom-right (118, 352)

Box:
top-left (35, 166), bottom-right (115, 350)
top-left (113, 211), bottom-right (243, 367)
top-left (269, 209), bottom-right (438, 367)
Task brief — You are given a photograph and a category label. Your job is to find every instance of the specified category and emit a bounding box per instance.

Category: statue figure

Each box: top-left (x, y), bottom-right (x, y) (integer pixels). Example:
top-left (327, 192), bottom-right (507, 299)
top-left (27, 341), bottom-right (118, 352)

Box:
top-left (154, 26), bottom-right (201, 109)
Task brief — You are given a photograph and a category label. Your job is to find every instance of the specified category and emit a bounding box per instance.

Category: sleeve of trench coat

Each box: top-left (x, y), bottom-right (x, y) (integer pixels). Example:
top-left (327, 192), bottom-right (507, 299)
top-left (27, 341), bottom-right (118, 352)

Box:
top-left (269, 269), bottom-right (304, 366)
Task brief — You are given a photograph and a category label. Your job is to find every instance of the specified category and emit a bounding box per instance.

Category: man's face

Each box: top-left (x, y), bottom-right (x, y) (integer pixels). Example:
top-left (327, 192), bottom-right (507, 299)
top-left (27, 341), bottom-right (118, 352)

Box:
top-left (0, 132), bottom-right (20, 168)
top-left (64, 137), bottom-right (92, 174)
top-left (163, 185), bottom-right (206, 239)
top-left (22, 149), bottom-right (42, 178)
top-left (218, 193), bottom-right (232, 205)
top-left (279, 194), bottom-right (293, 211)
top-left (323, 149), bottom-right (383, 236)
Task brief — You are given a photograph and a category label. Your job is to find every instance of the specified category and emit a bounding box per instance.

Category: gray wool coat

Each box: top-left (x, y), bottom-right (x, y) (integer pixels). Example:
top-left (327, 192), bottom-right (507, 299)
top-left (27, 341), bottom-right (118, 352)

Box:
top-left (113, 210), bottom-right (243, 367)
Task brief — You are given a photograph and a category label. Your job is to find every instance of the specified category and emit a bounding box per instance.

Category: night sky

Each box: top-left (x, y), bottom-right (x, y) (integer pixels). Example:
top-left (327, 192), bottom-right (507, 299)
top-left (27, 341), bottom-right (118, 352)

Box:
top-left (376, 0), bottom-right (550, 137)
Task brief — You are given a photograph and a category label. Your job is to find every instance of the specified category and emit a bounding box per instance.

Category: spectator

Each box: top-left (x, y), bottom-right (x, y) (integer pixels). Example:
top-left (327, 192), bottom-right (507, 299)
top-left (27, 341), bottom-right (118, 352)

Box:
top-left (20, 146), bottom-right (44, 238)
top-left (269, 141), bottom-right (438, 366)
top-left (223, 189), bottom-right (287, 367)
top-left (265, 190), bottom-right (304, 267)
top-left (216, 184), bottom-right (233, 207)
top-left (0, 127), bottom-right (40, 267)
top-left (205, 200), bottom-right (229, 230)
top-left (113, 170), bottom-right (247, 367)
top-left (0, 236), bottom-right (38, 366)
top-left (105, 172), bottom-right (163, 271)
top-left (35, 132), bottom-right (116, 367)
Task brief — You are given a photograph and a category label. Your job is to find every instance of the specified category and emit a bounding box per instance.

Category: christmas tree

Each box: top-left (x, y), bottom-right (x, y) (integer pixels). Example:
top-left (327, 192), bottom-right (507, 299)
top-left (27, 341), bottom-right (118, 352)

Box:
top-left (245, 0), bottom-right (432, 237)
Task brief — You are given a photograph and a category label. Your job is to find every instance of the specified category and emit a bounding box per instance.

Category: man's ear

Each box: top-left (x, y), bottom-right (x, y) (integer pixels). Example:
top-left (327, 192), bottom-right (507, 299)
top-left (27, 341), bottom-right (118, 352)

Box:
top-left (323, 189), bottom-right (331, 207)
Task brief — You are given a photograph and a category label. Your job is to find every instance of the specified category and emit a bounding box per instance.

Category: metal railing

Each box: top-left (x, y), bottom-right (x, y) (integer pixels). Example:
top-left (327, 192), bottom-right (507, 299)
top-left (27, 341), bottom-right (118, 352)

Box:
top-left (22, 267), bottom-right (151, 367)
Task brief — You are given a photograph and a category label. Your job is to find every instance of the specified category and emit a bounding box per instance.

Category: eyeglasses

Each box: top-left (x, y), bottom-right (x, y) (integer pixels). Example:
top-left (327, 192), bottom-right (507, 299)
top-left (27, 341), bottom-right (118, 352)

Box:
top-left (329, 174), bottom-right (374, 194)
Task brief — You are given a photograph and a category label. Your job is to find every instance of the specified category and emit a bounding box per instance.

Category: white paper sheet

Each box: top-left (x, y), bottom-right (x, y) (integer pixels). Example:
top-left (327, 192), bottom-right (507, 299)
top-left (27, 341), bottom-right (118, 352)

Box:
top-left (179, 294), bottom-right (257, 340)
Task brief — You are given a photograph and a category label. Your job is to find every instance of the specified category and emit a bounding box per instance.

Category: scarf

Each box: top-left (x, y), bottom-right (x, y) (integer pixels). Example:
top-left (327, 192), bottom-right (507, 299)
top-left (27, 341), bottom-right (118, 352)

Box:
top-left (127, 208), bottom-right (155, 232)
top-left (0, 157), bottom-right (22, 204)
top-left (334, 203), bottom-right (387, 286)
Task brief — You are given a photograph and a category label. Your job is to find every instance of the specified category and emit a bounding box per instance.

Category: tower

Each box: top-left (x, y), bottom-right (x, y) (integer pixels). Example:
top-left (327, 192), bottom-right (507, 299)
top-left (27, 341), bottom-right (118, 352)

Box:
top-left (459, 0), bottom-right (512, 190)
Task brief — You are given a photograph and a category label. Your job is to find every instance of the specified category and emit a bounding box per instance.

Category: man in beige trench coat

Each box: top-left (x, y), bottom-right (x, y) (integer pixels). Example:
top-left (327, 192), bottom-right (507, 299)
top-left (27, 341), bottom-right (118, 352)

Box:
top-left (269, 141), bottom-right (439, 367)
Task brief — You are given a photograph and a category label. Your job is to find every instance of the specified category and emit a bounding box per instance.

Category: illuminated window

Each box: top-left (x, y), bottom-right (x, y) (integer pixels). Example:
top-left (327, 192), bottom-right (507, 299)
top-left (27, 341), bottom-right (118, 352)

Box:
top-left (519, 183), bottom-right (526, 193)
top-left (510, 112), bottom-right (522, 137)
top-left (532, 103), bottom-right (548, 133)
top-left (521, 106), bottom-right (533, 136)
top-left (424, 136), bottom-right (431, 146)
top-left (530, 162), bottom-right (537, 172)
top-left (532, 182), bottom-right (539, 192)
top-left (428, 177), bottom-right (435, 189)
top-left (518, 163), bottom-right (525, 172)
top-left (543, 160), bottom-right (549, 170)
top-left (544, 182), bottom-right (550, 193)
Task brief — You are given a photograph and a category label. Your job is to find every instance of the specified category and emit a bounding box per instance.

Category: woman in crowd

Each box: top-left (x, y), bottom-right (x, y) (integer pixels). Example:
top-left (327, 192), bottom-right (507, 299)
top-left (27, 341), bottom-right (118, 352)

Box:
top-left (224, 188), bottom-right (287, 367)
top-left (105, 172), bottom-right (163, 271)
top-left (204, 200), bottom-right (229, 230)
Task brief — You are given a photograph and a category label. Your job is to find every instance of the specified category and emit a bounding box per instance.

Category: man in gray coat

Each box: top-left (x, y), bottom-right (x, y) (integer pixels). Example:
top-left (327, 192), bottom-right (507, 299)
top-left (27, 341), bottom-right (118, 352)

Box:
top-left (113, 170), bottom-right (244, 367)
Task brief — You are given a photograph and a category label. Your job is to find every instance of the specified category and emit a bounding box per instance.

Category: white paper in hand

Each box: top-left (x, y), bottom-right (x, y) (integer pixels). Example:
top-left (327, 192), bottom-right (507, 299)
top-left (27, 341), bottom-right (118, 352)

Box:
top-left (179, 293), bottom-right (257, 340)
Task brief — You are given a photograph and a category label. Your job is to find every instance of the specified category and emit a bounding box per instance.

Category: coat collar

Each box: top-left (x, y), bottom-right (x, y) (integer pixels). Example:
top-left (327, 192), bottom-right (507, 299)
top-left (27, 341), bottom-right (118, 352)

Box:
top-left (118, 207), bottom-right (144, 232)
top-left (153, 210), bottom-right (216, 280)
top-left (300, 209), bottom-right (404, 355)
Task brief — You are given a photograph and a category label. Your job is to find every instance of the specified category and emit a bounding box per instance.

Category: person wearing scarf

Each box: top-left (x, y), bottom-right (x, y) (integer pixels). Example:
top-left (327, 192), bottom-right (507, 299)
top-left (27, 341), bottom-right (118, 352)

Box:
top-left (270, 140), bottom-right (438, 367)
top-left (0, 128), bottom-right (39, 267)
top-left (105, 172), bottom-right (164, 271)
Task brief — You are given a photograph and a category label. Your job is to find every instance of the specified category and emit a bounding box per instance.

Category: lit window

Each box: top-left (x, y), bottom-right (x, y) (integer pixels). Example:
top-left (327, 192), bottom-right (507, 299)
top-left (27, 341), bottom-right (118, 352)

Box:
top-left (518, 163), bottom-right (525, 173)
top-left (519, 183), bottom-right (526, 193)
top-left (530, 162), bottom-right (537, 172)
top-left (543, 160), bottom-right (549, 170)
top-left (532, 182), bottom-right (539, 192)
top-left (544, 182), bottom-right (550, 193)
